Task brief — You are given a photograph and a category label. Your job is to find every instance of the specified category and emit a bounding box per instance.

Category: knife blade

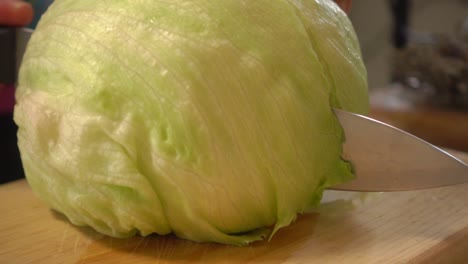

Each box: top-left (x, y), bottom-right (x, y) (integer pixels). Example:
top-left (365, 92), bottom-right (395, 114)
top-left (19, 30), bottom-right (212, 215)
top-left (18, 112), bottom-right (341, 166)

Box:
top-left (0, 27), bottom-right (16, 84)
top-left (10, 28), bottom-right (468, 192)
top-left (15, 27), bottom-right (33, 80)
top-left (0, 27), bottom-right (32, 85)
top-left (332, 109), bottom-right (467, 191)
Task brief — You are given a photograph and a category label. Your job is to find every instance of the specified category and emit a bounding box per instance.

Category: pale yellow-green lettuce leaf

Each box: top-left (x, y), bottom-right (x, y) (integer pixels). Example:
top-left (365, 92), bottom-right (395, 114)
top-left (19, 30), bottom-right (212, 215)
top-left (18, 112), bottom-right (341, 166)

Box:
top-left (15, 0), bottom-right (368, 245)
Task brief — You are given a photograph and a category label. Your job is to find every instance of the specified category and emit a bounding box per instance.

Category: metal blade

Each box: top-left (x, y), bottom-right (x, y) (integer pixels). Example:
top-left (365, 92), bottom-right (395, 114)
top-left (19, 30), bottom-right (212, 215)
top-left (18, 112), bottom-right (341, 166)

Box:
top-left (15, 27), bottom-right (33, 81)
top-left (331, 109), bottom-right (468, 192)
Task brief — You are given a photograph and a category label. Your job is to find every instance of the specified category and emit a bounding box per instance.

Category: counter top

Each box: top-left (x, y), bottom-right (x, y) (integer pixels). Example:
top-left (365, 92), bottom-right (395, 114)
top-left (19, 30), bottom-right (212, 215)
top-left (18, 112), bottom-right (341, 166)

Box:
top-left (1, 151), bottom-right (468, 263)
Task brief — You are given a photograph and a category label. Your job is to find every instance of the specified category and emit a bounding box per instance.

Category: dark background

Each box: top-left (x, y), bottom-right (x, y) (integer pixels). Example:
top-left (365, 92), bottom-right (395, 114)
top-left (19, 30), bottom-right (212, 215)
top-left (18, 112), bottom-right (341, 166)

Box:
top-left (0, 113), bottom-right (24, 184)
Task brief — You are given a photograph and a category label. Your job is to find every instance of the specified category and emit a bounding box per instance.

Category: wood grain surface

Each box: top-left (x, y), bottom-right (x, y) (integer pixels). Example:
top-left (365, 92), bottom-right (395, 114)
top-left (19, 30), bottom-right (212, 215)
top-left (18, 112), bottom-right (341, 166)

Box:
top-left (1, 152), bottom-right (467, 264)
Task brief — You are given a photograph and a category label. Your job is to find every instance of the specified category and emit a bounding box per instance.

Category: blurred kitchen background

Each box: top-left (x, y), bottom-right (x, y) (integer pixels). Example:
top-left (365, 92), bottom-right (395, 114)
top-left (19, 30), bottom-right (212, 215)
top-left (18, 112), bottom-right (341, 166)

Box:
top-left (349, 0), bottom-right (468, 152)
top-left (350, 0), bottom-right (468, 92)
top-left (1, 0), bottom-right (467, 183)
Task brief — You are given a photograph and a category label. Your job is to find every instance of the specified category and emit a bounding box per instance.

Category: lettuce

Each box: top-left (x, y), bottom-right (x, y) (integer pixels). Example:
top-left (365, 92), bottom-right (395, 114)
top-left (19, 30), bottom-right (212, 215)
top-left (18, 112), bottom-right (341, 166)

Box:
top-left (14, 0), bottom-right (368, 245)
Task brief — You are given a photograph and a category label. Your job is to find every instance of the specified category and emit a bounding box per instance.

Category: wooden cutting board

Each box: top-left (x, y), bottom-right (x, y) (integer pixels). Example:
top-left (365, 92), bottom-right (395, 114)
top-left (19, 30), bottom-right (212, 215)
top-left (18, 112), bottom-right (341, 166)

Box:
top-left (1, 152), bottom-right (467, 263)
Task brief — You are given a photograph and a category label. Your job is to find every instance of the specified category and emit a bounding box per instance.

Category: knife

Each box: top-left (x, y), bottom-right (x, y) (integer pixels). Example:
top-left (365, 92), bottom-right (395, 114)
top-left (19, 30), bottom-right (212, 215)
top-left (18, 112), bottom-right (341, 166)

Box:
top-left (0, 27), bottom-right (32, 85)
top-left (0, 27), bottom-right (16, 85)
top-left (5, 28), bottom-right (468, 192)
top-left (332, 109), bottom-right (467, 191)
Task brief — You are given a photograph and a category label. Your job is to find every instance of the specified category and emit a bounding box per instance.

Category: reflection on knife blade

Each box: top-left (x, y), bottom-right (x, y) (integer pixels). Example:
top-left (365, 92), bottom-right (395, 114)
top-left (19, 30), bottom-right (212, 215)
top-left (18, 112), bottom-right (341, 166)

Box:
top-left (331, 109), bottom-right (468, 192)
